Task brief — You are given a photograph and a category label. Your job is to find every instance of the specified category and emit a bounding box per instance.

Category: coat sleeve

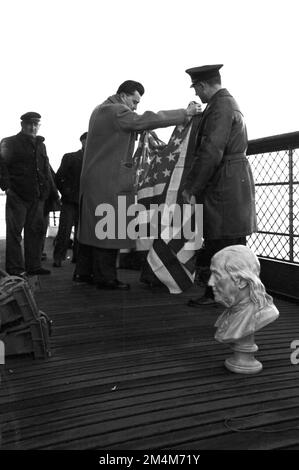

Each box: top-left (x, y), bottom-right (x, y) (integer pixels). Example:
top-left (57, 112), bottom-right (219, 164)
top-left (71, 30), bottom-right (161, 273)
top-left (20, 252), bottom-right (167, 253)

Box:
top-left (184, 99), bottom-right (233, 196)
top-left (55, 154), bottom-right (69, 193)
top-left (41, 141), bottom-right (59, 201)
top-left (0, 138), bottom-right (12, 190)
top-left (48, 164), bottom-right (59, 198)
top-left (116, 108), bottom-right (188, 132)
top-left (0, 152), bottom-right (10, 191)
top-left (44, 164), bottom-right (60, 213)
top-left (0, 138), bottom-right (14, 165)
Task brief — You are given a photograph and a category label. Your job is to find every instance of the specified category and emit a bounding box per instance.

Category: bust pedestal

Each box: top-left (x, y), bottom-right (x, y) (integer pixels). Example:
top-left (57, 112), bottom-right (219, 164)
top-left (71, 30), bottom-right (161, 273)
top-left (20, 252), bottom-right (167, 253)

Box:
top-left (224, 334), bottom-right (262, 374)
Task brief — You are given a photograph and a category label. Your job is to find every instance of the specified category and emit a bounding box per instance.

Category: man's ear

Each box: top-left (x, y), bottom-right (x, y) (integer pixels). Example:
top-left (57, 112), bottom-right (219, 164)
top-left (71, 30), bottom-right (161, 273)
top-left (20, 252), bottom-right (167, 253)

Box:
top-left (119, 92), bottom-right (127, 101)
top-left (235, 276), bottom-right (248, 290)
top-left (119, 92), bottom-right (125, 103)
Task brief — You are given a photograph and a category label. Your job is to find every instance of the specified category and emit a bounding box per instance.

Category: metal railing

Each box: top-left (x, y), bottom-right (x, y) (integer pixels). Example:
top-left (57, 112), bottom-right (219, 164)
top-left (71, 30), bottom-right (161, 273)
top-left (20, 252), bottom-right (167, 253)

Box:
top-left (247, 131), bottom-right (299, 263)
top-left (49, 211), bottom-right (59, 227)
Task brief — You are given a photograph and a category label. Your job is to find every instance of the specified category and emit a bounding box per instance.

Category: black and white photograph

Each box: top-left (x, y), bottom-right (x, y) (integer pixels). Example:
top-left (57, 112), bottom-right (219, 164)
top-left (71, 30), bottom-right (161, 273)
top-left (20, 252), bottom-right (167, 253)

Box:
top-left (0, 0), bottom-right (298, 459)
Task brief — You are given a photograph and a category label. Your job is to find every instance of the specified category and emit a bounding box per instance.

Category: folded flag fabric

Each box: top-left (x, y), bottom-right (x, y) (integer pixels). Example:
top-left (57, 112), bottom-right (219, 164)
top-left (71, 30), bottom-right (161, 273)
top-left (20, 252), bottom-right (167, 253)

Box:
top-left (134, 121), bottom-right (203, 294)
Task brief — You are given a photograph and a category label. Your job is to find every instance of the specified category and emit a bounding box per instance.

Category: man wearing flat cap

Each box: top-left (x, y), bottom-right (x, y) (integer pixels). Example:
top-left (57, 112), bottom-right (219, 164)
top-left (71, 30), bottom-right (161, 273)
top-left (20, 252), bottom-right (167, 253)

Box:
top-left (0, 112), bottom-right (59, 276)
top-left (183, 64), bottom-right (257, 306)
top-left (53, 132), bottom-right (88, 267)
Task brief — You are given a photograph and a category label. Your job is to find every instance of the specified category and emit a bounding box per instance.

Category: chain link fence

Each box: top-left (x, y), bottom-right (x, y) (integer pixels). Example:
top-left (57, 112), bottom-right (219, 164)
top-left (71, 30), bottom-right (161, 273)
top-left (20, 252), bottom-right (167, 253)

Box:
top-left (247, 132), bottom-right (299, 263)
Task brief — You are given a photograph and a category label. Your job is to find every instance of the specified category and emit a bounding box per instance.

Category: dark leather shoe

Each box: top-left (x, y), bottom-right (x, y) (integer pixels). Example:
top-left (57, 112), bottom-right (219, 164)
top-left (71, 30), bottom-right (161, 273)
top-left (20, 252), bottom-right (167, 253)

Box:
top-left (27, 267), bottom-right (51, 275)
top-left (72, 274), bottom-right (93, 284)
top-left (187, 295), bottom-right (217, 307)
top-left (96, 280), bottom-right (130, 290)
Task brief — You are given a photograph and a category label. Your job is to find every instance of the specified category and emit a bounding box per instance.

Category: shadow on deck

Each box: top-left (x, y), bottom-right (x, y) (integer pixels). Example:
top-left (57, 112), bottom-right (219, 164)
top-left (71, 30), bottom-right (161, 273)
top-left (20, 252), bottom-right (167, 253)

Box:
top-left (0, 238), bottom-right (299, 450)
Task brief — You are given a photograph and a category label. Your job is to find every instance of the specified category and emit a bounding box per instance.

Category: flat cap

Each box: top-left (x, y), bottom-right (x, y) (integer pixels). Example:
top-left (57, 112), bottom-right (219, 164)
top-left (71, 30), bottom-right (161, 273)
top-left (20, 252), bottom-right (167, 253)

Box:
top-left (185, 64), bottom-right (223, 87)
top-left (20, 111), bottom-right (41, 122)
top-left (80, 132), bottom-right (88, 141)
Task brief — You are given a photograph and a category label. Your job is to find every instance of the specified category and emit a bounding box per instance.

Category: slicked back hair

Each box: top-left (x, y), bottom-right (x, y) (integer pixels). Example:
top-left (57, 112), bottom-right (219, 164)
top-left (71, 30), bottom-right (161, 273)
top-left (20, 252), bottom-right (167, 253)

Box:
top-left (117, 80), bottom-right (145, 96)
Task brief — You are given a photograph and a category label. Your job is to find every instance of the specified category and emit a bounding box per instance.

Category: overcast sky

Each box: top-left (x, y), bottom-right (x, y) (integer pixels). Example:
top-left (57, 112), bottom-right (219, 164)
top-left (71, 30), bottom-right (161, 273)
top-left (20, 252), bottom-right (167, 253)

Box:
top-left (1, 0), bottom-right (299, 170)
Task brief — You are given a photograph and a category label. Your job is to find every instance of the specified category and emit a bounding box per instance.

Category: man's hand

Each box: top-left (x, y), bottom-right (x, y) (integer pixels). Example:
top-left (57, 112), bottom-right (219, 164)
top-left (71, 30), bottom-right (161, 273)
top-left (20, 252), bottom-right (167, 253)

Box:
top-left (182, 189), bottom-right (194, 204)
top-left (148, 132), bottom-right (166, 150)
top-left (186, 101), bottom-right (202, 117)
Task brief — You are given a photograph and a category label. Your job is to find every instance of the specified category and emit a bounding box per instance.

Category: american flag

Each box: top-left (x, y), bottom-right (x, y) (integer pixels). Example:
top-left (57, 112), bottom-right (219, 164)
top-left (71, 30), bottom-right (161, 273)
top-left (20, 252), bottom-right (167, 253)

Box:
top-left (133, 121), bottom-right (202, 294)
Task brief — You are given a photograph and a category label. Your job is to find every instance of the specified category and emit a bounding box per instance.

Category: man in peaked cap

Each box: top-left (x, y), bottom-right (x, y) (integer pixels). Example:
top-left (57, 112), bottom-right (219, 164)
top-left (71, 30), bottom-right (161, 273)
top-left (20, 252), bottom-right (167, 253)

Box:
top-left (182, 64), bottom-right (257, 306)
top-left (186, 64), bottom-right (223, 87)
top-left (0, 112), bottom-right (59, 276)
top-left (53, 132), bottom-right (88, 267)
top-left (20, 111), bottom-right (41, 122)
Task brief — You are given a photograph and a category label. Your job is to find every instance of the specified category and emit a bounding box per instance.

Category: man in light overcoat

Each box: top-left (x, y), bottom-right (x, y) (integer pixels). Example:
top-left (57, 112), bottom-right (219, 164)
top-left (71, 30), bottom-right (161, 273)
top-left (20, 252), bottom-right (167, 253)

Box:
top-left (76, 80), bottom-right (201, 289)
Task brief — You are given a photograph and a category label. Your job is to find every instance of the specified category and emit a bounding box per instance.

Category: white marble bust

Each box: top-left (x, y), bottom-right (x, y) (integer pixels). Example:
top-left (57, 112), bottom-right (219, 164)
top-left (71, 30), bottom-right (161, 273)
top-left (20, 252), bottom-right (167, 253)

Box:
top-left (208, 245), bottom-right (279, 343)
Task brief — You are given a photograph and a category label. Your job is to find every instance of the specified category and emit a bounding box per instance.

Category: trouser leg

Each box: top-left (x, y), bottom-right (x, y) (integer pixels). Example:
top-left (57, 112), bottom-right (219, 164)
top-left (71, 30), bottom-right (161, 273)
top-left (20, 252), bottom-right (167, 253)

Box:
top-left (72, 204), bottom-right (79, 262)
top-left (53, 203), bottom-right (74, 262)
top-left (74, 243), bottom-right (93, 276)
top-left (41, 212), bottom-right (49, 256)
top-left (5, 191), bottom-right (27, 275)
top-left (24, 199), bottom-right (45, 272)
top-left (92, 247), bottom-right (118, 283)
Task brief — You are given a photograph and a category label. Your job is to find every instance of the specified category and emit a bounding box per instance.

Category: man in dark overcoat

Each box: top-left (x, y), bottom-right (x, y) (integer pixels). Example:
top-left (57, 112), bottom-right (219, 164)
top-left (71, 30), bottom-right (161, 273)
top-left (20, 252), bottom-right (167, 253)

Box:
top-left (0, 112), bottom-right (58, 276)
top-left (76, 80), bottom-right (201, 290)
top-left (182, 65), bottom-right (257, 306)
top-left (53, 132), bottom-right (87, 267)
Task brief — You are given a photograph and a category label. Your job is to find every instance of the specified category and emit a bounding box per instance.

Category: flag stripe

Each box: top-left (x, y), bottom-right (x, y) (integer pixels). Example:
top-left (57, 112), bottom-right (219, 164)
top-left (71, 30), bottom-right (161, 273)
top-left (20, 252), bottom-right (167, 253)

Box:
top-left (149, 239), bottom-right (194, 292)
top-left (137, 183), bottom-right (165, 200)
top-left (165, 127), bottom-right (192, 203)
top-left (148, 249), bottom-right (181, 294)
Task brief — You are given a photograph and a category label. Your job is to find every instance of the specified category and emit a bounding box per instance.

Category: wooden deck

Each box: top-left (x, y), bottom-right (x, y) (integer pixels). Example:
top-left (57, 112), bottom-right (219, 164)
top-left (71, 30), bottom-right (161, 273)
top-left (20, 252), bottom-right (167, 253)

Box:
top-left (0, 239), bottom-right (299, 450)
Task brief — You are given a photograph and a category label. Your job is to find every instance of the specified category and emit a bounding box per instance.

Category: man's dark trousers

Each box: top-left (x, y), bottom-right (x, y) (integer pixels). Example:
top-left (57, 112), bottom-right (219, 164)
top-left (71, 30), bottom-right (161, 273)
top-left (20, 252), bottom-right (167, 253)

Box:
top-left (75, 243), bottom-right (118, 283)
top-left (53, 202), bottom-right (79, 262)
top-left (5, 190), bottom-right (45, 275)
